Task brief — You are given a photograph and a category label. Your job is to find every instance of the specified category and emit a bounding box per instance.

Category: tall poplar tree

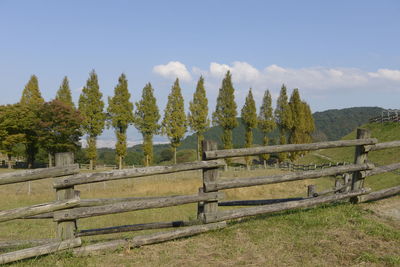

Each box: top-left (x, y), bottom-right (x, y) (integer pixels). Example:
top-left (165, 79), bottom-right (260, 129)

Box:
top-left (188, 76), bottom-right (210, 160)
top-left (302, 102), bottom-right (315, 144)
top-left (289, 89), bottom-right (306, 160)
top-left (212, 71), bottom-right (238, 149)
top-left (78, 70), bottom-right (105, 170)
top-left (258, 90), bottom-right (276, 162)
top-left (20, 75), bottom-right (44, 168)
top-left (274, 84), bottom-right (293, 162)
top-left (241, 88), bottom-right (257, 168)
top-left (56, 76), bottom-right (75, 109)
top-left (107, 73), bottom-right (134, 169)
top-left (162, 78), bottom-right (187, 164)
top-left (135, 83), bottom-right (160, 166)
top-left (20, 75), bottom-right (44, 107)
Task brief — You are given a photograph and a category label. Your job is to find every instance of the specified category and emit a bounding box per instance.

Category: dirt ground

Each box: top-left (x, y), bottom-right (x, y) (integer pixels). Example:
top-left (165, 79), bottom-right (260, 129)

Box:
top-left (362, 195), bottom-right (400, 228)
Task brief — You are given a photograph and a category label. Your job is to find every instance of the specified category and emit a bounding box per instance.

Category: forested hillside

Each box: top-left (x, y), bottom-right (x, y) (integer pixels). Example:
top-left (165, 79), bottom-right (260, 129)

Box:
top-left (312, 106), bottom-right (383, 141)
top-left (180, 106), bottom-right (384, 149)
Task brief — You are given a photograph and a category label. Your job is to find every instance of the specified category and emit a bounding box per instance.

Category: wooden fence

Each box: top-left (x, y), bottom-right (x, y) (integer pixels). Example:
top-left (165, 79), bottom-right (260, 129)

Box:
top-left (1, 128), bottom-right (400, 263)
top-left (369, 109), bottom-right (400, 123)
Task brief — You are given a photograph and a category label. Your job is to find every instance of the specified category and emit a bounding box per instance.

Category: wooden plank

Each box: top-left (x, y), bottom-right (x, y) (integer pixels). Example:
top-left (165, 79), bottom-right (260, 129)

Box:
top-left (370, 141), bottom-right (400, 151)
top-left (76, 220), bottom-right (201, 237)
top-left (73, 222), bottom-right (226, 256)
top-left (366, 162), bottom-right (400, 177)
top-left (201, 140), bottom-right (219, 223)
top-left (54, 159), bottom-right (225, 189)
top-left (205, 189), bottom-right (370, 223)
top-left (0, 198), bottom-right (79, 222)
top-left (55, 152), bottom-right (77, 240)
top-left (0, 164), bottom-right (79, 186)
top-left (218, 197), bottom-right (304, 206)
top-left (204, 163), bottom-right (373, 192)
top-left (359, 185), bottom-right (400, 202)
top-left (0, 239), bottom-right (58, 249)
top-left (351, 129), bottom-right (370, 195)
top-left (78, 196), bottom-right (174, 207)
top-left (0, 238), bottom-right (81, 264)
top-left (54, 192), bottom-right (223, 221)
top-left (25, 196), bottom-right (183, 219)
top-left (204, 139), bottom-right (378, 160)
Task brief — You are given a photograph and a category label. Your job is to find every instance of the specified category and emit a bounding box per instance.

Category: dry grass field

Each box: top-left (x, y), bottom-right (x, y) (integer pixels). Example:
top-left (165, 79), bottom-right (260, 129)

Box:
top-left (0, 164), bottom-right (399, 266)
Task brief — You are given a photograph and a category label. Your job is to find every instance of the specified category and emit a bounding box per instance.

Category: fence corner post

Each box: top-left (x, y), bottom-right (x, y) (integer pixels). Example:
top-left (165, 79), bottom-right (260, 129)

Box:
top-left (200, 140), bottom-right (219, 223)
top-left (54, 152), bottom-right (78, 240)
top-left (351, 128), bottom-right (371, 203)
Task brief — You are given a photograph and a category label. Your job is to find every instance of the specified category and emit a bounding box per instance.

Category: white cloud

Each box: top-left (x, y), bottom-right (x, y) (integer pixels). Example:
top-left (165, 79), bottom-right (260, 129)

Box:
top-left (368, 69), bottom-right (400, 81)
top-left (152, 61), bottom-right (400, 112)
top-left (209, 61), bottom-right (260, 83)
top-left (153, 61), bottom-right (192, 82)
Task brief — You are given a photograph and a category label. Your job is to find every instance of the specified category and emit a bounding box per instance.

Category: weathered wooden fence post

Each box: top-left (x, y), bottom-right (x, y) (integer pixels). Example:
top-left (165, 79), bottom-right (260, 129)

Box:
top-left (199, 140), bottom-right (219, 223)
top-left (351, 128), bottom-right (371, 202)
top-left (55, 152), bottom-right (78, 240)
top-left (307, 185), bottom-right (316, 197)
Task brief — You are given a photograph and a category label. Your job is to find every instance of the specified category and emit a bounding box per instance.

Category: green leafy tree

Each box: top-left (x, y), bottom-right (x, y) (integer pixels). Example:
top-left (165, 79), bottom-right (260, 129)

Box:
top-left (20, 75), bottom-right (44, 107)
top-left (0, 104), bottom-right (40, 168)
top-left (19, 75), bottom-right (44, 167)
top-left (78, 70), bottom-right (105, 169)
top-left (38, 100), bottom-right (82, 166)
top-left (107, 73), bottom-right (134, 169)
top-left (258, 90), bottom-right (276, 161)
top-left (188, 76), bottom-right (210, 160)
top-left (0, 105), bottom-right (26, 168)
top-left (162, 78), bottom-right (187, 164)
top-left (289, 89), bottom-right (306, 160)
top-left (274, 84), bottom-right (293, 162)
top-left (213, 71), bottom-right (238, 150)
top-left (241, 88), bottom-right (257, 167)
top-left (56, 76), bottom-right (75, 109)
top-left (135, 83), bottom-right (160, 166)
top-left (302, 101), bottom-right (315, 144)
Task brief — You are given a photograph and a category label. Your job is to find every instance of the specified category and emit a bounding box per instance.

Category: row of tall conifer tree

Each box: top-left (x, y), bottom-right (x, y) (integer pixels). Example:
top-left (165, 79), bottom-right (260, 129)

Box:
top-left (0, 70), bottom-right (314, 169)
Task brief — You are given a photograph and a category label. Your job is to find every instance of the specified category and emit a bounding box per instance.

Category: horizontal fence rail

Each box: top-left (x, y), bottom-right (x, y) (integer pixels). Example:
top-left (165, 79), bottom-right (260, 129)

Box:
top-left (0, 238), bottom-right (82, 265)
top-left (204, 189), bottom-right (370, 223)
top-left (204, 139), bottom-right (378, 160)
top-left (54, 159), bottom-right (225, 189)
top-left (73, 222), bottom-right (227, 257)
top-left (360, 185), bottom-right (400, 202)
top-left (53, 192), bottom-right (223, 221)
top-left (366, 162), bottom-right (400, 177)
top-left (0, 198), bottom-right (80, 222)
top-left (204, 163), bottom-right (374, 192)
top-left (369, 140), bottom-right (400, 151)
top-left (0, 164), bottom-right (79, 186)
top-left (76, 220), bottom-right (201, 237)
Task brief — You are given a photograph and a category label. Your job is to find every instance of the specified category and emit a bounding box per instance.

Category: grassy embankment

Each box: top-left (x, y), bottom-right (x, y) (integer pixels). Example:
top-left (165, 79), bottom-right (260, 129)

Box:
top-left (0, 122), bottom-right (399, 266)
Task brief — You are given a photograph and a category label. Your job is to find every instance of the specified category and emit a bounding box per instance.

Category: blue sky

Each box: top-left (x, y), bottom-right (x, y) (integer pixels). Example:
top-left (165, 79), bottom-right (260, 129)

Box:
top-left (1, 1), bottom-right (399, 146)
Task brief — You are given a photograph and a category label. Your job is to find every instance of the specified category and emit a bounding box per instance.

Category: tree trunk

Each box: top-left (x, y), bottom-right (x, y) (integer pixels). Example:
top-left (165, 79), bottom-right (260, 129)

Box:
top-left (7, 154), bottom-right (12, 169)
top-left (48, 153), bottom-right (53, 168)
top-left (197, 133), bottom-right (204, 161)
top-left (173, 147), bottom-right (177, 164)
top-left (89, 160), bottom-right (93, 171)
top-left (197, 134), bottom-right (200, 161)
top-left (118, 156), bottom-right (122, 170)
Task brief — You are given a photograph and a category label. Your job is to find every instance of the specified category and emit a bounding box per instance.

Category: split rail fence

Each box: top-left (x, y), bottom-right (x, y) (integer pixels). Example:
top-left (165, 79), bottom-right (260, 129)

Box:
top-left (0, 128), bottom-right (400, 264)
